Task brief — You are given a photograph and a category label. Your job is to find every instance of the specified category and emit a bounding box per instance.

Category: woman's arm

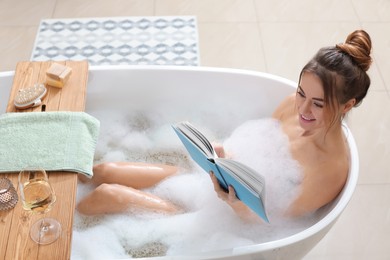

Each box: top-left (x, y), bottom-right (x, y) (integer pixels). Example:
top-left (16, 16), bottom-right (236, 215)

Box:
top-left (286, 162), bottom-right (348, 217)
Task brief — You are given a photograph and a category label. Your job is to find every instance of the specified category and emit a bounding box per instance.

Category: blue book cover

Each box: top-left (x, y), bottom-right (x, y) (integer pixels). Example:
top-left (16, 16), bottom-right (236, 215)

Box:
top-left (172, 122), bottom-right (269, 223)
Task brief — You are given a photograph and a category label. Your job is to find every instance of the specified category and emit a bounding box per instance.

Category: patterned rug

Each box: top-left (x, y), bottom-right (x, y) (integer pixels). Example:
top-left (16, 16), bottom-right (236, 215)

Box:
top-left (31, 16), bottom-right (199, 66)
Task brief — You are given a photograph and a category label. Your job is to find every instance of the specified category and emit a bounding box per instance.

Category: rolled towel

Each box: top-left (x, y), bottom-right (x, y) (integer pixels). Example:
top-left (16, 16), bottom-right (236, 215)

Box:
top-left (0, 112), bottom-right (100, 177)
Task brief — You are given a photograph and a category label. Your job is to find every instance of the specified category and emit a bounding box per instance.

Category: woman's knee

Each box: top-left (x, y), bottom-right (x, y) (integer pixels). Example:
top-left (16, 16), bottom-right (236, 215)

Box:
top-left (92, 162), bottom-right (114, 183)
top-left (77, 183), bottom-right (128, 215)
top-left (95, 183), bottom-right (128, 204)
top-left (93, 162), bottom-right (109, 176)
top-left (95, 183), bottom-right (116, 196)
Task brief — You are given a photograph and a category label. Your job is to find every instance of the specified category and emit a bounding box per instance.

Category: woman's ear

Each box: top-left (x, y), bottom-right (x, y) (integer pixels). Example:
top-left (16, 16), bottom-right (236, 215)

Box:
top-left (342, 98), bottom-right (356, 114)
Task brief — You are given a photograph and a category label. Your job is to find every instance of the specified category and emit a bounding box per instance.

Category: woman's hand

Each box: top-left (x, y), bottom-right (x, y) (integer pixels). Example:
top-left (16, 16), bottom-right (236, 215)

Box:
top-left (212, 142), bottom-right (225, 158)
top-left (210, 171), bottom-right (239, 205)
top-left (210, 171), bottom-right (260, 222)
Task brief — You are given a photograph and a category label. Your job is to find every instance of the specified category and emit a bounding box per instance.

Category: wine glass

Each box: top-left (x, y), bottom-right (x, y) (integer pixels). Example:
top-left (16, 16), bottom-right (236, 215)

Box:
top-left (18, 168), bottom-right (62, 245)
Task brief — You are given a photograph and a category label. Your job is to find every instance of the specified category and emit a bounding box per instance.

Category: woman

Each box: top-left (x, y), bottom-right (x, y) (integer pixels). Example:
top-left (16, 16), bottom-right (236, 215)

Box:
top-left (77, 30), bottom-right (372, 221)
top-left (213, 29), bottom-right (372, 220)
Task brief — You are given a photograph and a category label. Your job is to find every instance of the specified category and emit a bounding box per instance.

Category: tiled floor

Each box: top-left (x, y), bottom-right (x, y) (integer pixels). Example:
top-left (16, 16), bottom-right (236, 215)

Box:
top-left (1, 0), bottom-right (389, 259)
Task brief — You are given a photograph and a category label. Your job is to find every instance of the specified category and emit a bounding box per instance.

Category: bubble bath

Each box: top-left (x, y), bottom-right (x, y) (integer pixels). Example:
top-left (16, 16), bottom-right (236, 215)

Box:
top-left (71, 112), bottom-right (319, 259)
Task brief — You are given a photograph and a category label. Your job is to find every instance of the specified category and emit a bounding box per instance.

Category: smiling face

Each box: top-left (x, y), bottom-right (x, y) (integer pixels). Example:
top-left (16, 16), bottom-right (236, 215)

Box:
top-left (296, 72), bottom-right (329, 133)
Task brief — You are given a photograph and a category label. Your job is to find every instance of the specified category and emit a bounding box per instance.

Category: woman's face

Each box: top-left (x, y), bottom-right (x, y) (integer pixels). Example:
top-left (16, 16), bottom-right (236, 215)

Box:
top-left (296, 72), bottom-right (329, 133)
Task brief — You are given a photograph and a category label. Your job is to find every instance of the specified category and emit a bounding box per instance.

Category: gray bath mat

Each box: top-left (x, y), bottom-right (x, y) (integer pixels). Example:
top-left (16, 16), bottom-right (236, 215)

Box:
top-left (31, 16), bottom-right (199, 66)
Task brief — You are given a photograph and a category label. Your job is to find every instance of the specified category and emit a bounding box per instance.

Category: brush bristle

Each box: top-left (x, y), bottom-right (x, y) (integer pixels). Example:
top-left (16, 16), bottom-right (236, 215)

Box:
top-left (14, 84), bottom-right (46, 107)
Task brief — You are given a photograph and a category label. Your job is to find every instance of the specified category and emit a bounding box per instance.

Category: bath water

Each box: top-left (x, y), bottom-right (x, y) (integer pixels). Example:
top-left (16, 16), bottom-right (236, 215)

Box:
top-left (71, 111), bottom-right (319, 259)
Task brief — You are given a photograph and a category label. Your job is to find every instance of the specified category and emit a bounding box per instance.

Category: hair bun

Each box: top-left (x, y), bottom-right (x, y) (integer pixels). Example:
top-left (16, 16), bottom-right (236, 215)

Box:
top-left (336, 30), bottom-right (372, 71)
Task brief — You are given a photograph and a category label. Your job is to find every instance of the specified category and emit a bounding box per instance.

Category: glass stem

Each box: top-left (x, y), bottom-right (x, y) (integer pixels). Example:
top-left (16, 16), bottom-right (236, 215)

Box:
top-left (39, 215), bottom-right (48, 239)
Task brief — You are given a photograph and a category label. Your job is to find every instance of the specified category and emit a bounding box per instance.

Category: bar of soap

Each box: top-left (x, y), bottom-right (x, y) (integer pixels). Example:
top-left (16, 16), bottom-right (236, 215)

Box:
top-left (45, 77), bottom-right (65, 88)
top-left (45, 63), bottom-right (72, 88)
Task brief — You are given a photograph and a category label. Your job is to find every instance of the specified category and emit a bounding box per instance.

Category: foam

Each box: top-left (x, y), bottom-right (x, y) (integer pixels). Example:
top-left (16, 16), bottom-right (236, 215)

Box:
top-left (71, 113), bottom-right (318, 259)
top-left (223, 118), bottom-right (303, 221)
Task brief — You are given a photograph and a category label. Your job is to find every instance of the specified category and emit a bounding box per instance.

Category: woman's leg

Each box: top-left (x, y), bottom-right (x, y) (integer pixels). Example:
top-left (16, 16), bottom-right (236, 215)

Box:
top-left (77, 183), bottom-right (180, 216)
top-left (79, 162), bottom-right (178, 189)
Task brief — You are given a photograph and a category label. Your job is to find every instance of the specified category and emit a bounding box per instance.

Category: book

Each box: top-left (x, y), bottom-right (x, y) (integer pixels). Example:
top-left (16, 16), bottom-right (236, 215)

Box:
top-left (172, 121), bottom-right (269, 223)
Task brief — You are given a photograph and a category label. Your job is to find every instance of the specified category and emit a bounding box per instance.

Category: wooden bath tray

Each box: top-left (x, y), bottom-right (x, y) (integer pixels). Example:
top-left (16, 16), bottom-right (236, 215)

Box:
top-left (0, 60), bottom-right (88, 260)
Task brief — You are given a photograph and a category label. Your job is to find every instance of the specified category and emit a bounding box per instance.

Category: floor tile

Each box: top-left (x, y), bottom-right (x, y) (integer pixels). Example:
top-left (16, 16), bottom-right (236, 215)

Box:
top-left (368, 62), bottom-right (388, 92)
top-left (304, 184), bottom-right (390, 259)
top-left (0, 0), bottom-right (55, 26)
top-left (53, 0), bottom-right (154, 18)
top-left (198, 22), bottom-right (265, 71)
top-left (254, 0), bottom-right (358, 22)
top-left (347, 90), bottom-right (390, 185)
top-left (352, 0), bottom-right (390, 22)
top-left (362, 23), bottom-right (390, 92)
top-left (155, 0), bottom-right (257, 22)
top-left (259, 22), bottom-right (361, 82)
top-left (0, 26), bottom-right (37, 71)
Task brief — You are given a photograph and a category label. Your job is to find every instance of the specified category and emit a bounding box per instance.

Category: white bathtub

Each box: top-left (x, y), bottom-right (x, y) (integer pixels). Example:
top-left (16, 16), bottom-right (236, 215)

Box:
top-left (0, 66), bottom-right (359, 259)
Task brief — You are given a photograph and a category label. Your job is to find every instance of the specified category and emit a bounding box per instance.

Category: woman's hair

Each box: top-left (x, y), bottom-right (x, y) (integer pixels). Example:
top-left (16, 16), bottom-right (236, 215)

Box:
top-left (299, 30), bottom-right (372, 124)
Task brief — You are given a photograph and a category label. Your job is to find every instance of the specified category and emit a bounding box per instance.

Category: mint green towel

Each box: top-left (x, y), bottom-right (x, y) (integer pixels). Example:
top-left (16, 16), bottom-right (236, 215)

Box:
top-left (0, 112), bottom-right (100, 177)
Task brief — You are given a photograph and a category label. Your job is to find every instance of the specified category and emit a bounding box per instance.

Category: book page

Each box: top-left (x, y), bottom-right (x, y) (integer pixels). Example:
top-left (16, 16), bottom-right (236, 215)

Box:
top-left (215, 158), bottom-right (265, 195)
top-left (173, 122), bottom-right (216, 158)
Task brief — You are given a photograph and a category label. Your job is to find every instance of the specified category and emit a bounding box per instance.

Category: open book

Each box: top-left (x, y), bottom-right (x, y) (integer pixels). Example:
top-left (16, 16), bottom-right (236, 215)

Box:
top-left (172, 121), bottom-right (269, 223)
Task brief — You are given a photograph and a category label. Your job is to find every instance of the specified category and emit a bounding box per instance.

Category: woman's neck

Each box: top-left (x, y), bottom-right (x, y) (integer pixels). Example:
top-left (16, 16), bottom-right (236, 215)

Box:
top-left (300, 122), bottom-right (344, 148)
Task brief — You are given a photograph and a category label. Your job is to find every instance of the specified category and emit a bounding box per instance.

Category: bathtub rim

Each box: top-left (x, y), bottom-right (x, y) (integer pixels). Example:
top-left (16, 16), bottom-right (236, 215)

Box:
top-left (0, 65), bottom-right (359, 257)
top-left (0, 70), bottom-right (14, 77)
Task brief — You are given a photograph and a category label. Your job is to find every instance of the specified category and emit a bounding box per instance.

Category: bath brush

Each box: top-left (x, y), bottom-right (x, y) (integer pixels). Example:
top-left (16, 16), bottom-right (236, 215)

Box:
top-left (14, 83), bottom-right (47, 109)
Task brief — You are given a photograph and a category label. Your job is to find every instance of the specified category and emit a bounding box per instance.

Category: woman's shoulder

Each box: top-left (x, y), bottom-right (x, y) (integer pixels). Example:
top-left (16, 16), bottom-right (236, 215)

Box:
top-left (272, 93), bottom-right (296, 120)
